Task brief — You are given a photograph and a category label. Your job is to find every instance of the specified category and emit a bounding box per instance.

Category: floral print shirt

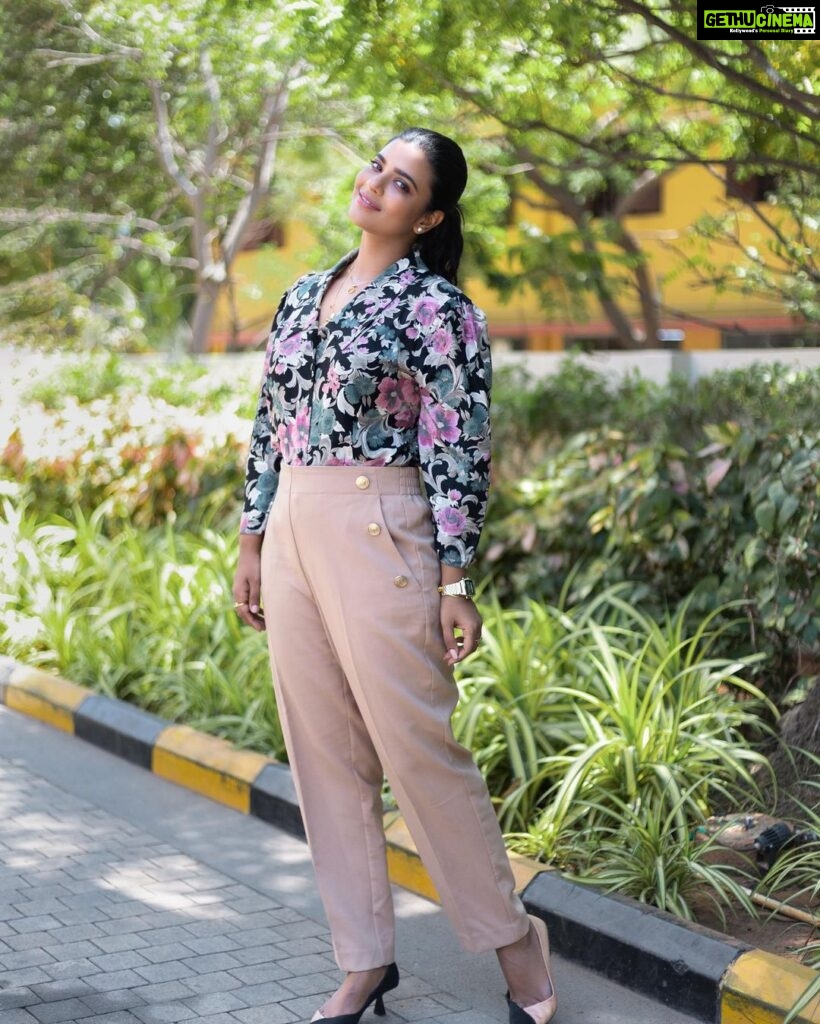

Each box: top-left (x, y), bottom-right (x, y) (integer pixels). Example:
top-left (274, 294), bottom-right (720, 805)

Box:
top-left (241, 248), bottom-right (492, 568)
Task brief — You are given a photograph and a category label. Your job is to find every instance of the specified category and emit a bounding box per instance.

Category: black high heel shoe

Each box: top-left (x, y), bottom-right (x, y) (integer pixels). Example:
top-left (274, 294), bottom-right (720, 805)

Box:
top-left (506, 915), bottom-right (557, 1024)
top-left (310, 962), bottom-right (400, 1023)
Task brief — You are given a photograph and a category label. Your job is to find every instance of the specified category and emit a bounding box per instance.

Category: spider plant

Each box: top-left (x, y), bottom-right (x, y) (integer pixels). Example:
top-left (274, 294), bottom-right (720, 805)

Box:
top-left (0, 500), bottom-right (285, 759)
top-left (567, 789), bottom-right (760, 925)
top-left (452, 593), bottom-right (583, 829)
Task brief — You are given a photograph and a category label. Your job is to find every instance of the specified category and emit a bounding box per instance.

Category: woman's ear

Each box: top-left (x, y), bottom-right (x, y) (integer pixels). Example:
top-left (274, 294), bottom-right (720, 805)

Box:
top-left (414, 209), bottom-right (445, 234)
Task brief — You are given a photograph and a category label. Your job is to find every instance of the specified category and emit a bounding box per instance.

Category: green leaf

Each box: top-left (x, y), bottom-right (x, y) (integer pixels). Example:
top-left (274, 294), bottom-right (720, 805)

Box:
top-left (777, 493), bottom-right (800, 529)
top-left (743, 537), bottom-right (766, 570)
top-left (754, 500), bottom-right (777, 534)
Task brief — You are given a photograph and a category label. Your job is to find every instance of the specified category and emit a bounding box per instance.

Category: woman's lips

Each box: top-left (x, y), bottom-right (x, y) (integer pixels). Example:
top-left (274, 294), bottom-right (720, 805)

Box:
top-left (357, 190), bottom-right (380, 211)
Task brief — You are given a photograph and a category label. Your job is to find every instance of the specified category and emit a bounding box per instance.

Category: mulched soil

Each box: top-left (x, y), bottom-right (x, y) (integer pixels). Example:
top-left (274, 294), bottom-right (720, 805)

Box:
top-left (694, 889), bottom-right (817, 961)
top-left (694, 679), bottom-right (819, 963)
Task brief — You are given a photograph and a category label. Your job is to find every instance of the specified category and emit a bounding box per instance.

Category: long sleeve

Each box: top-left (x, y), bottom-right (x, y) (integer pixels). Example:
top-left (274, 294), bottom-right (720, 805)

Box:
top-left (240, 294), bottom-right (288, 534)
top-left (408, 295), bottom-right (492, 567)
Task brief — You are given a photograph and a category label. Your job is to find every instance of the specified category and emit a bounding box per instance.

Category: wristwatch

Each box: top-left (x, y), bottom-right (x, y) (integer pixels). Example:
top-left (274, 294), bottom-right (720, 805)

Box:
top-left (437, 578), bottom-right (476, 598)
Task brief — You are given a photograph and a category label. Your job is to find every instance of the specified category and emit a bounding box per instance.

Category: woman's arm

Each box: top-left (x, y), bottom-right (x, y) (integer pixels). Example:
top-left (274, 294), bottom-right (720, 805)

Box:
top-left (439, 563), bottom-right (483, 666)
top-left (407, 292), bottom-right (492, 665)
top-left (234, 291), bottom-right (291, 629)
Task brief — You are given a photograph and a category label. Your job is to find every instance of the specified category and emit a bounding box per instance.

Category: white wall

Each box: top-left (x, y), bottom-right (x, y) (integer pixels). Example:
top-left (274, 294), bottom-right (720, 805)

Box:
top-left (493, 348), bottom-right (820, 384)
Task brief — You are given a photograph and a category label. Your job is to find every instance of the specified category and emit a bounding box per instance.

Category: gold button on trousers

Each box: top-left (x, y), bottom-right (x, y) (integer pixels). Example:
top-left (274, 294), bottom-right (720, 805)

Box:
top-left (260, 465), bottom-right (528, 971)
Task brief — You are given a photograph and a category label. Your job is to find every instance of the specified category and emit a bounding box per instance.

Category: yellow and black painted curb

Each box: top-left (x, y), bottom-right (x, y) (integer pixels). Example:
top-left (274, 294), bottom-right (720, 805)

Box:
top-left (1, 657), bottom-right (817, 1023)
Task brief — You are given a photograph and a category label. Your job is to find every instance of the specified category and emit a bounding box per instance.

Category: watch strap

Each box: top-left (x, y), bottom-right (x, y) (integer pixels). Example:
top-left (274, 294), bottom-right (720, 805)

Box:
top-left (437, 578), bottom-right (476, 598)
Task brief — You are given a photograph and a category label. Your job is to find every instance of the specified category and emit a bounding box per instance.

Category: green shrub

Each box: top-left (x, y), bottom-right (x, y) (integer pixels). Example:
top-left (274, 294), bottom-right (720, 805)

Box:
top-left (25, 352), bottom-right (131, 409)
top-left (0, 499), bottom-right (284, 757)
top-left (2, 369), bottom-right (249, 532)
top-left (452, 590), bottom-right (776, 922)
top-left (455, 591), bottom-right (774, 834)
top-left (566, 795), bottom-right (760, 925)
top-left (491, 358), bottom-right (820, 478)
top-left (480, 423), bottom-right (819, 696)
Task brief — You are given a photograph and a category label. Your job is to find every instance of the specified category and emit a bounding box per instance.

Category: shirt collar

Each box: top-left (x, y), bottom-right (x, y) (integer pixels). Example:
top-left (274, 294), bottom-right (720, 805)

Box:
top-left (322, 246), bottom-right (430, 288)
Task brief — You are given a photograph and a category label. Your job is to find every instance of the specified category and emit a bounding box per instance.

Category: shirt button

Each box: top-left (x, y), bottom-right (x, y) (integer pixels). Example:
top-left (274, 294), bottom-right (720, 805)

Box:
top-left (367, 523), bottom-right (381, 536)
top-left (355, 475), bottom-right (370, 490)
top-left (393, 575), bottom-right (408, 589)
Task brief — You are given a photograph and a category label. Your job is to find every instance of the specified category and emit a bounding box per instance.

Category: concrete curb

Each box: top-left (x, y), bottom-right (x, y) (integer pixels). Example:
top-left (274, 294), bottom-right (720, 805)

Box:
top-left (522, 871), bottom-right (748, 1022)
top-left (1, 656), bottom-right (817, 1023)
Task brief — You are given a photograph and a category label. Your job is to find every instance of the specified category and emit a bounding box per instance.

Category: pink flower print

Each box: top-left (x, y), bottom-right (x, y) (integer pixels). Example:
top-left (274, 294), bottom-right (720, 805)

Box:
top-left (322, 365), bottom-right (341, 397)
top-left (277, 332), bottom-right (301, 357)
top-left (414, 297), bottom-right (440, 327)
top-left (376, 377), bottom-right (419, 429)
top-left (419, 400), bottom-right (460, 447)
top-left (461, 312), bottom-right (479, 357)
top-left (436, 505), bottom-right (468, 537)
top-left (431, 327), bottom-right (453, 356)
top-left (376, 377), bottom-right (404, 415)
top-left (287, 407), bottom-right (310, 455)
top-left (394, 377), bottom-right (419, 428)
top-left (276, 422), bottom-right (294, 461)
top-left (448, 489), bottom-right (462, 501)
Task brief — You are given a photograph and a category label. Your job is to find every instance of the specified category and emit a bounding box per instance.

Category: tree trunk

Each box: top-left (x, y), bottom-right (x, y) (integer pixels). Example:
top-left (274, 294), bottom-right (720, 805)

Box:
top-left (611, 226), bottom-right (660, 349)
top-left (519, 165), bottom-right (643, 348)
top-left (189, 277), bottom-right (222, 354)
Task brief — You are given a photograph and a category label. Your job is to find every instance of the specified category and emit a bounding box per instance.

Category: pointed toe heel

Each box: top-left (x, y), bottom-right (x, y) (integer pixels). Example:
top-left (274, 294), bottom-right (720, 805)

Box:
top-left (311, 963), bottom-right (399, 1024)
top-left (507, 914), bottom-right (557, 1024)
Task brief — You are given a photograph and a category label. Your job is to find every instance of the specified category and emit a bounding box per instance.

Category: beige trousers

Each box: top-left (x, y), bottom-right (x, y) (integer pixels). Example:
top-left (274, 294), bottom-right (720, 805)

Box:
top-left (260, 465), bottom-right (528, 970)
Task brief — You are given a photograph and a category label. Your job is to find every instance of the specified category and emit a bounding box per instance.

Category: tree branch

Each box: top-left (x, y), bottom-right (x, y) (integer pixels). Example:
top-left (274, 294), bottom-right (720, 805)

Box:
top-left (34, 48), bottom-right (140, 67)
top-left (611, 0), bottom-right (820, 120)
top-left (220, 61), bottom-right (304, 267)
top-left (742, 40), bottom-right (820, 113)
top-left (516, 145), bottom-right (644, 347)
top-left (149, 80), bottom-right (198, 198)
top-left (112, 236), bottom-right (199, 269)
top-left (0, 207), bottom-right (191, 233)
top-left (599, 55), bottom-right (820, 153)
top-left (200, 46), bottom-right (227, 179)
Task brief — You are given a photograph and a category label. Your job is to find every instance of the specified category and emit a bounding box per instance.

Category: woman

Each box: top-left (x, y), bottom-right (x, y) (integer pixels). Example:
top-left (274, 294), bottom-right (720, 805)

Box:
top-left (233, 127), bottom-right (556, 1024)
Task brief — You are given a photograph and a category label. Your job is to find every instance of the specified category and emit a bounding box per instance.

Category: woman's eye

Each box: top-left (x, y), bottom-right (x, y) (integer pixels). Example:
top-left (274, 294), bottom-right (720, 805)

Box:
top-left (370, 159), bottom-right (381, 170)
top-left (393, 179), bottom-right (409, 192)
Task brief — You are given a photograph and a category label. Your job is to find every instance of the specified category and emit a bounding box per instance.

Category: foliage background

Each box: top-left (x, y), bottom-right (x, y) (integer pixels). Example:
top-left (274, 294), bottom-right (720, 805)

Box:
top-left (0, 0), bottom-right (818, 981)
top-left (1, 0), bottom-right (817, 349)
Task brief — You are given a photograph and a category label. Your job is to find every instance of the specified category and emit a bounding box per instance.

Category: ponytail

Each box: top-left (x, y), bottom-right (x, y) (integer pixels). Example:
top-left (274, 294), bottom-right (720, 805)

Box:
top-left (416, 205), bottom-right (464, 285)
top-left (393, 127), bottom-right (469, 286)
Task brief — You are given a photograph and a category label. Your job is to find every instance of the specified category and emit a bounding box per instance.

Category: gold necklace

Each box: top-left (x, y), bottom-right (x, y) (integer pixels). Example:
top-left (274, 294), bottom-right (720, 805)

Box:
top-left (325, 263), bottom-right (368, 318)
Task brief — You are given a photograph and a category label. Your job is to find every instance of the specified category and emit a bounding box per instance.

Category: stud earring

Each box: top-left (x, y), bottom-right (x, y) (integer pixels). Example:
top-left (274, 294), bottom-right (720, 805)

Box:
top-left (415, 227), bottom-right (424, 234)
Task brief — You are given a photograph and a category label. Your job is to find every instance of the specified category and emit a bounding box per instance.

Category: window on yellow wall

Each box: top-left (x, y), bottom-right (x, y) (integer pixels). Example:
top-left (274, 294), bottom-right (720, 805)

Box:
top-left (240, 219), bottom-right (286, 251)
top-left (724, 167), bottom-right (779, 204)
top-left (721, 329), bottom-right (819, 349)
top-left (586, 176), bottom-right (662, 218)
top-left (582, 134), bottom-right (664, 219)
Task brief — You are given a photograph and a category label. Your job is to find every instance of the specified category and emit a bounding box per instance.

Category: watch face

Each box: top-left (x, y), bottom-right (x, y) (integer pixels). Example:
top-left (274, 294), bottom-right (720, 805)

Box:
top-left (464, 579), bottom-right (476, 596)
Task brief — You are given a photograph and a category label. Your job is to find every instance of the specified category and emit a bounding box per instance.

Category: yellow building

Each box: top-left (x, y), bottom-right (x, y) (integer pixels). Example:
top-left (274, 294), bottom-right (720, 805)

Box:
top-left (210, 163), bottom-right (816, 353)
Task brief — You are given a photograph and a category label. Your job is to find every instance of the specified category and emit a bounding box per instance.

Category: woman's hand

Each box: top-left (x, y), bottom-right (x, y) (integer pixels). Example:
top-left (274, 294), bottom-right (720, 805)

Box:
top-left (441, 595), bottom-right (483, 667)
top-left (233, 535), bottom-right (266, 632)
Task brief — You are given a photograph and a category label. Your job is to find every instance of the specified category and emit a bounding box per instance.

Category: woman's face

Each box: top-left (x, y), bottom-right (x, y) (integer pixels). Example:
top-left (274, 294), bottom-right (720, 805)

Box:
top-left (348, 138), bottom-right (444, 243)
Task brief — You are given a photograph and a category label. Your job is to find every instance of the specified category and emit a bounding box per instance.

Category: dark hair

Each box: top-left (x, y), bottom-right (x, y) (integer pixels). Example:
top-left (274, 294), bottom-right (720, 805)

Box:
top-left (393, 127), bottom-right (467, 285)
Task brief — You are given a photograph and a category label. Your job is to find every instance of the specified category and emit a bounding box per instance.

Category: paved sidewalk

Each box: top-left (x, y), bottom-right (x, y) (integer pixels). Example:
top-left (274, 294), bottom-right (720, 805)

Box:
top-left (0, 706), bottom-right (700, 1024)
